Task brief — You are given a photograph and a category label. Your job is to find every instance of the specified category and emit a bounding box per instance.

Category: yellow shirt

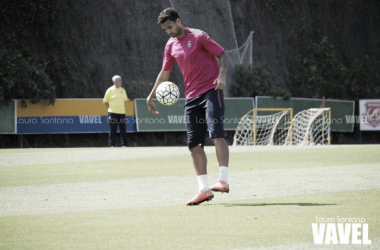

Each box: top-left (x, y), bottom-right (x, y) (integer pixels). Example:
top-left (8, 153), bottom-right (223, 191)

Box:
top-left (103, 86), bottom-right (128, 114)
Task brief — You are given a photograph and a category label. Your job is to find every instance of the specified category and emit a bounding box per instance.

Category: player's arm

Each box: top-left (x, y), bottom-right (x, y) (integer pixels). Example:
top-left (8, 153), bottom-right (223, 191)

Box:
top-left (198, 32), bottom-right (228, 90)
top-left (147, 70), bottom-right (171, 114)
top-left (103, 90), bottom-right (110, 108)
top-left (214, 51), bottom-right (228, 90)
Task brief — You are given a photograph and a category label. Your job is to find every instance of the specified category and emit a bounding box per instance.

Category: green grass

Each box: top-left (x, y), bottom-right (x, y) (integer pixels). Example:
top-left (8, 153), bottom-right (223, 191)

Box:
top-left (1, 190), bottom-right (379, 249)
top-left (0, 145), bottom-right (379, 249)
top-left (1, 145), bottom-right (379, 187)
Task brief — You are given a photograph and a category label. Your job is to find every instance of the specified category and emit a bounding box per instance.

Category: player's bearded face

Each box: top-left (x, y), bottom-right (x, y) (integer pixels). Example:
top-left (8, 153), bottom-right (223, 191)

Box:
top-left (161, 20), bottom-right (181, 38)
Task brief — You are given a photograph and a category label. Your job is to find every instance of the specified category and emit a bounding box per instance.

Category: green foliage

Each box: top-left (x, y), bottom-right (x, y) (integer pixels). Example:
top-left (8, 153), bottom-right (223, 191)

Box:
top-left (291, 36), bottom-right (380, 100)
top-left (291, 36), bottom-right (345, 98)
top-left (346, 56), bottom-right (380, 100)
top-left (0, 0), bottom-right (70, 107)
top-left (230, 64), bottom-right (290, 99)
top-left (125, 80), bottom-right (153, 100)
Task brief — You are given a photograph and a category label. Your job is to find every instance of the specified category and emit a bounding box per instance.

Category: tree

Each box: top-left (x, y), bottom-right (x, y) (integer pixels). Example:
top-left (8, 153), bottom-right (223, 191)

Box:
top-left (230, 64), bottom-right (290, 99)
top-left (0, 0), bottom-right (70, 107)
top-left (291, 36), bottom-right (380, 100)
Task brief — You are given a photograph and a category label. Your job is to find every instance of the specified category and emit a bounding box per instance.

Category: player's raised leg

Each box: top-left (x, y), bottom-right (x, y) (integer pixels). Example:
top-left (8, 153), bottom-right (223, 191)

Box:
top-left (204, 89), bottom-right (230, 193)
top-left (211, 138), bottom-right (230, 193)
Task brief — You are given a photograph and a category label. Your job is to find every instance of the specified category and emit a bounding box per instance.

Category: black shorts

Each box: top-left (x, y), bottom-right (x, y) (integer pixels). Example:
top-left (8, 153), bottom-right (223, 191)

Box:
top-left (184, 88), bottom-right (225, 149)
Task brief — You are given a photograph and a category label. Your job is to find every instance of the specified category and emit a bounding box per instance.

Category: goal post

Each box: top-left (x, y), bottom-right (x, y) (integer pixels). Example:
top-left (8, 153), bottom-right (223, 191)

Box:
top-left (290, 108), bottom-right (331, 145)
top-left (233, 108), bottom-right (293, 146)
top-left (233, 107), bottom-right (331, 146)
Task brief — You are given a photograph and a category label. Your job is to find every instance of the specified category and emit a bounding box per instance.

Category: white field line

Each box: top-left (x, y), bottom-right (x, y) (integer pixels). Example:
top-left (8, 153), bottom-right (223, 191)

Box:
top-left (0, 164), bottom-right (379, 217)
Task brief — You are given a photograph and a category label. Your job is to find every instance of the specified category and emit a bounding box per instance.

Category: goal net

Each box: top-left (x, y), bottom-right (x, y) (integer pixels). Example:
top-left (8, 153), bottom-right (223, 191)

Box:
top-left (288, 108), bottom-right (331, 145)
top-left (233, 109), bottom-right (293, 146)
top-left (233, 108), bottom-right (331, 146)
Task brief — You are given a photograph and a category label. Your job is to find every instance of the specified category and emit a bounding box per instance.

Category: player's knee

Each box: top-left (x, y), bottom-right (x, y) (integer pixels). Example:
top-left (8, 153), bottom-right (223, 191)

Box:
top-left (189, 144), bottom-right (203, 153)
top-left (212, 137), bottom-right (225, 145)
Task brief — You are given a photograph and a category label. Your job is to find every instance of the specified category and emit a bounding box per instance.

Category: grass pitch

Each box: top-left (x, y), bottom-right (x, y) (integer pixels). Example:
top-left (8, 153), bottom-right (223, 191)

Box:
top-left (0, 145), bottom-right (379, 249)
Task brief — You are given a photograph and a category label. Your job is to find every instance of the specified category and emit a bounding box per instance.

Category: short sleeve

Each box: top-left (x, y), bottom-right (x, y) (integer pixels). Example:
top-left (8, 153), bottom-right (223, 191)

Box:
top-left (198, 32), bottom-right (224, 57)
top-left (162, 44), bottom-right (175, 71)
top-left (103, 88), bottom-right (110, 103)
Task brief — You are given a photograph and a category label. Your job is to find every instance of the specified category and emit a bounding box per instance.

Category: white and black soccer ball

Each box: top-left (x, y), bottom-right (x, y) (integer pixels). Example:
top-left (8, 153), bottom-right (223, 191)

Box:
top-left (155, 81), bottom-right (180, 105)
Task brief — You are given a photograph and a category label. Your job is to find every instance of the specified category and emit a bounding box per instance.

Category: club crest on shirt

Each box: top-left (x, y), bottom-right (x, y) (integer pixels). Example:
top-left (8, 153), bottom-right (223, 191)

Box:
top-left (206, 35), bottom-right (210, 40)
top-left (187, 41), bottom-right (192, 48)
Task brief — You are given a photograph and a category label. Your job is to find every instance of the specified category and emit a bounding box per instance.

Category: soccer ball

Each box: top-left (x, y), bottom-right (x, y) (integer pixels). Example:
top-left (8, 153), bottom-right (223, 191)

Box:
top-left (155, 81), bottom-right (180, 105)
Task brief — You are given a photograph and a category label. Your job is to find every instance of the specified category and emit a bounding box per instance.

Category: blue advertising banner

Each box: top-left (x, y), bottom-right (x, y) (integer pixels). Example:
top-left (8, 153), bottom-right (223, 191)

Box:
top-left (17, 116), bottom-right (136, 134)
top-left (16, 99), bottom-right (137, 134)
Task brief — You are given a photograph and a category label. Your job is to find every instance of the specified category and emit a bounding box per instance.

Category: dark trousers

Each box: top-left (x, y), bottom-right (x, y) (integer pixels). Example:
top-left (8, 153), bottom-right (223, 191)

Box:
top-left (108, 112), bottom-right (128, 147)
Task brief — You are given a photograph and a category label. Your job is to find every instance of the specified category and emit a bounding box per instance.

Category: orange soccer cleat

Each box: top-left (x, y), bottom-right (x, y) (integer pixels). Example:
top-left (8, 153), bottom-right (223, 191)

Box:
top-left (210, 180), bottom-right (230, 193)
top-left (186, 190), bottom-right (214, 206)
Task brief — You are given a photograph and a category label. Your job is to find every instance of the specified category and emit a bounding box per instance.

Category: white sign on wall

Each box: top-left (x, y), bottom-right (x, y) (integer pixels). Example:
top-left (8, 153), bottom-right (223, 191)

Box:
top-left (359, 99), bottom-right (380, 131)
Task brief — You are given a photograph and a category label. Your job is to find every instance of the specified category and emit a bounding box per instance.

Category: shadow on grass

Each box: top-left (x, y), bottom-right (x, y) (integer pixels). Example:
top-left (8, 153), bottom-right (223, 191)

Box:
top-left (214, 202), bottom-right (339, 207)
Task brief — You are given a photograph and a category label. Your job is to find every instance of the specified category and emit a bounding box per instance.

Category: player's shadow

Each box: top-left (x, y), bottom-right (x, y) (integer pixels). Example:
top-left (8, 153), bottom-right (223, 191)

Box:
top-left (215, 202), bottom-right (339, 207)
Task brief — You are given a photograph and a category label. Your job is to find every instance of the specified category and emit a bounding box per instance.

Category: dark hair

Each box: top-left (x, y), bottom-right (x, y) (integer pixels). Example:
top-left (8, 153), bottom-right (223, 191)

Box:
top-left (157, 7), bottom-right (180, 24)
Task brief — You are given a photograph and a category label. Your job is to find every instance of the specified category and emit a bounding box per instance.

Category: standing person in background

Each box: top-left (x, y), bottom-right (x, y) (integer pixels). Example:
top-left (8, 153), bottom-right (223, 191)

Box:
top-left (146, 8), bottom-right (230, 206)
top-left (103, 75), bottom-right (129, 147)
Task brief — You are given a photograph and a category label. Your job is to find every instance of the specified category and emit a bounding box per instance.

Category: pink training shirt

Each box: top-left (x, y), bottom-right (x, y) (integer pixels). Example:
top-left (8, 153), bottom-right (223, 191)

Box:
top-left (162, 28), bottom-right (224, 99)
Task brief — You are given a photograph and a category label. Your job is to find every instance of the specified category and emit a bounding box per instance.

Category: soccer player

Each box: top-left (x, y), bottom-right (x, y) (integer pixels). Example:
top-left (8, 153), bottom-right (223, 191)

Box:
top-left (103, 75), bottom-right (129, 147)
top-left (146, 8), bottom-right (230, 205)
